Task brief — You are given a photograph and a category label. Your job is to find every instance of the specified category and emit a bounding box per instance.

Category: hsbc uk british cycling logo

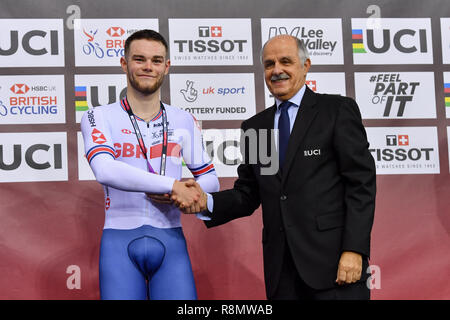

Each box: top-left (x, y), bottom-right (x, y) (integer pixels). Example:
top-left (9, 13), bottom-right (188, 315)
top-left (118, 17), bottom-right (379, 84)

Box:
top-left (10, 83), bottom-right (30, 94)
top-left (82, 28), bottom-right (104, 59)
top-left (0, 100), bottom-right (7, 116)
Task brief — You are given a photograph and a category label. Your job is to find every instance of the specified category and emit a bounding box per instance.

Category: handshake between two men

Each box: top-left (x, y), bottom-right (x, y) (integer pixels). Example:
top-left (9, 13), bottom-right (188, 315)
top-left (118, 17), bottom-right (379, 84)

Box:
top-left (146, 180), bottom-right (208, 214)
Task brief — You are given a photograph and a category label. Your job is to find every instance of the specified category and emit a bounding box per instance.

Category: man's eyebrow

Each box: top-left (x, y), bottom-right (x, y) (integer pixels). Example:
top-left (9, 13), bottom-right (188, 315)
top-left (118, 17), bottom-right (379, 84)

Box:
top-left (131, 54), bottom-right (146, 59)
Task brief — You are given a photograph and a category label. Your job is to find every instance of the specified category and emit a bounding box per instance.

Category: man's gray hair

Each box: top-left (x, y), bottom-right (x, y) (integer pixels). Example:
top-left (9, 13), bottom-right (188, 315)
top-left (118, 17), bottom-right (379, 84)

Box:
top-left (260, 36), bottom-right (310, 65)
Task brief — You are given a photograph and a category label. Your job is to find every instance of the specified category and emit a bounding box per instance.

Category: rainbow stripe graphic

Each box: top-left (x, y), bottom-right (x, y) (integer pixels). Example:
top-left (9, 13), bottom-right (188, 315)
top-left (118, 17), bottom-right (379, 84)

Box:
top-left (352, 29), bottom-right (366, 53)
top-left (75, 86), bottom-right (89, 111)
top-left (445, 83), bottom-right (450, 107)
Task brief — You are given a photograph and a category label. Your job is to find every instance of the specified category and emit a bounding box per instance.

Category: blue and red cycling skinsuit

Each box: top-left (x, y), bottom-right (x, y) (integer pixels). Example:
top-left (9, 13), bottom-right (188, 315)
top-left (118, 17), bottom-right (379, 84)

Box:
top-left (81, 98), bottom-right (219, 300)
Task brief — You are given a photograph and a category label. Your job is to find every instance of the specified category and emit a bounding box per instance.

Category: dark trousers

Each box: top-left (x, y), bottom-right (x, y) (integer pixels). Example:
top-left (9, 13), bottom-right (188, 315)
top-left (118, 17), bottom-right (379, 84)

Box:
top-left (269, 246), bottom-right (370, 300)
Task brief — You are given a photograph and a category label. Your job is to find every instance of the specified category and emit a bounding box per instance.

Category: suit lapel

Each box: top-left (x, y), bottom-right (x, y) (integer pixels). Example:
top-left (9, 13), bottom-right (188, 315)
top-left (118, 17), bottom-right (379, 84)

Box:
top-left (281, 87), bottom-right (319, 183)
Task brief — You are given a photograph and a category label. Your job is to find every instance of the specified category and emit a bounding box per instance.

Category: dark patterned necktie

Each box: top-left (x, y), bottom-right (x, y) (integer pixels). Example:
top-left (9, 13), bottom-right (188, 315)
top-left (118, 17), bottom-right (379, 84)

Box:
top-left (278, 101), bottom-right (292, 169)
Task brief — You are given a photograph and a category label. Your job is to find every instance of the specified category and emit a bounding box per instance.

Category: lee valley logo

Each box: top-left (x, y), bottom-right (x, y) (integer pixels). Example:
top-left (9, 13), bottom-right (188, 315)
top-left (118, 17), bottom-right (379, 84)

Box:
top-left (261, 18), bottom-right (344, 64)
top-left (170, 73), bottom-right (256, 120)
top-left (355, 72), bottom-right (436, 119)
top-left (366, 127), bottom-right (439, 175)
top-left (169, 19), bottom-right (253, 65)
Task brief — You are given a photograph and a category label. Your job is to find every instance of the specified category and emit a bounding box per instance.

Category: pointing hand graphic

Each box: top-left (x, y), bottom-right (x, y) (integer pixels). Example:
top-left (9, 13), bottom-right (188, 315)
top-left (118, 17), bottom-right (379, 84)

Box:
top-left (180, 80), bottom-right (198, 102)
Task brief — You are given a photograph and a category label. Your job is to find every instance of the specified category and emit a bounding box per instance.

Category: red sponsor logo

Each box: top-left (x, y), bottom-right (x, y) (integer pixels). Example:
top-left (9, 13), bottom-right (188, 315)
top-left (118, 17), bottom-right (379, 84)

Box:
top-left (306, 80), bottom-right (317, 92)
top-left (107, 27), bottom-right (125, 37)
top-left (398, 135), bottom-right (409, 146)
top-left (210, 26), bottom-right (222, 37)
top-left (92, 128), bottom-right (107, 144)
top-left (121, 129), bottom-right (132, 134)
top-left (105, 197), bottom-right (110, 210)
top-left (10, 84), bottom-right (30, 94)
top-left (113, 142), bottom-right (180, 159)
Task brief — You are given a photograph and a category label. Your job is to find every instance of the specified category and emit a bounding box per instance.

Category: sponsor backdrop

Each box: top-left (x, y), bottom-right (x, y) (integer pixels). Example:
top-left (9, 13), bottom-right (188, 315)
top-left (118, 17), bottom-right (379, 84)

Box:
top-left (0, 0), bottom-right (449, 299)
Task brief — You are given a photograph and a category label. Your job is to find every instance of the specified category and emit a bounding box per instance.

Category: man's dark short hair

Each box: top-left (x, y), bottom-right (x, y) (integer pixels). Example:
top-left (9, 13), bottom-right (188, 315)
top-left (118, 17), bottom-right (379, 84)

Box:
top-left (124, 29), bottom-right (169, 58)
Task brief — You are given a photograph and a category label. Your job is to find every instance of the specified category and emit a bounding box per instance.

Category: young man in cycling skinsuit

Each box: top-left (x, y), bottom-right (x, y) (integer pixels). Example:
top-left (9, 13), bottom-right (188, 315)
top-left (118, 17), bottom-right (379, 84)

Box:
top-left (80, 29), bottom-right (219, 300)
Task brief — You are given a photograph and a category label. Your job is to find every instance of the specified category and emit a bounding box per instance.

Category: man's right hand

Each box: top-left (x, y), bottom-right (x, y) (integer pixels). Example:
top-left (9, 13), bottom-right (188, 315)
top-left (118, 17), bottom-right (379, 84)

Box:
top-left (171, 179), bottom-right (201, 210)
top-left (179, 180), bottom-right (208, 214)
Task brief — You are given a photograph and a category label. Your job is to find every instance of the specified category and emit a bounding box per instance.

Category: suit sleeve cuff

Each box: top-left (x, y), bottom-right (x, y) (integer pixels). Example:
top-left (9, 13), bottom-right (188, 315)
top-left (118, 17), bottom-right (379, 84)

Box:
top-left (195, 193), bottom-right (213, 221)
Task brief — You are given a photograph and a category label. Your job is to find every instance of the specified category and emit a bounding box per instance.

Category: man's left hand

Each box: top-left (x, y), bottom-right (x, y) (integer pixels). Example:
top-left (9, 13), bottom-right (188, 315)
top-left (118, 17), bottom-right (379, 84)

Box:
top-left (146, 193), bottom-right (173, 204)
top-left (336, 251), bottom-right (362, 285)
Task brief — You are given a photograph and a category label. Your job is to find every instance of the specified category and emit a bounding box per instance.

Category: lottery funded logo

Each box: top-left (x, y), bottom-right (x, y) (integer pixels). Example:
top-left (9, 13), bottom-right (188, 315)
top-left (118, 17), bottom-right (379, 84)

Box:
top-left (366, 127), bottom-right (439, 175)
top-left (0, 75), bottom-right (65, 124)
top-left (169, 19), bottom-right (253, 65)
top-left (170, 73), bottom-right (256, 120)
top-left (355, 72), bottom-right (436, 119)
top-left (74, 19), bottom-right (158, 66)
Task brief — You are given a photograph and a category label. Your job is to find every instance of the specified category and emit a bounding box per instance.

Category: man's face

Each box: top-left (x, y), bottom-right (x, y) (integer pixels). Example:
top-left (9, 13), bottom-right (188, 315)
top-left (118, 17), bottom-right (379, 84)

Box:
top-left (120, 39), bottom-right (170, 95)
top-left (262, 36), bottom-right (310, 101)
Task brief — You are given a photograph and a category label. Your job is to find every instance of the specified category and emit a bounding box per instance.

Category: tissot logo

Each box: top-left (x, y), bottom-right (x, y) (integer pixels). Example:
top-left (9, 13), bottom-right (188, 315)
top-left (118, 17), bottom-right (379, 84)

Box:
top-left (366, 127), bottom-right (439, 174)
top-left (386, 135), bottom-right (409, 146)
top-left (169, 19), bottom-right (253, 66)
top-left (351, 18), bottom-right (433, 64)
top-left (106, 27), bottom-right (125, 37)
top-left (10, 84), bottom-right (30, 94)
top-left (199, 26), bottom-right (222, 37)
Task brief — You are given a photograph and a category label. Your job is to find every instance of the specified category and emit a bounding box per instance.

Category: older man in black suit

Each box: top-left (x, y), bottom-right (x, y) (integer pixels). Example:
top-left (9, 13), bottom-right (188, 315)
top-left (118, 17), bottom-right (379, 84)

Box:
top-left (176, 35), bottom-right (376, 300)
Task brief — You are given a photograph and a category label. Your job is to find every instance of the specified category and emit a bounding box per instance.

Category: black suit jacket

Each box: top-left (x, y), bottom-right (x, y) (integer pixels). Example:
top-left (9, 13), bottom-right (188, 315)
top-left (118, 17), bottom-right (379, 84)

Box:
top-left (205, 87), bottom-right (376, 297)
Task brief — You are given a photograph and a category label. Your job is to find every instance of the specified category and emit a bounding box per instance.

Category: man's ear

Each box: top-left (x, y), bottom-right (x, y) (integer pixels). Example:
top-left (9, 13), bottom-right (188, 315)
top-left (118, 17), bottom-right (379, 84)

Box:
top-left (303, 58), bottom-right (311, 71)
top-left (120, 56), bottom-right (128, 73)
top-left (164, 59), bottom-right (171, 75)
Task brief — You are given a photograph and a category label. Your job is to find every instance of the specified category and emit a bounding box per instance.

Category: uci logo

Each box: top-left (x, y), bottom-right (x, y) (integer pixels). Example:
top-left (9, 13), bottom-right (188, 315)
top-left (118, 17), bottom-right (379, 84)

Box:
top-left (365, 28), bottom-right (428, 54)
top-left (0, 143), bottom-right (63, 170)
top-left (0, 30), bottom-right (59, 56)
top-left (304, 149), bottom-right (321, 157)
